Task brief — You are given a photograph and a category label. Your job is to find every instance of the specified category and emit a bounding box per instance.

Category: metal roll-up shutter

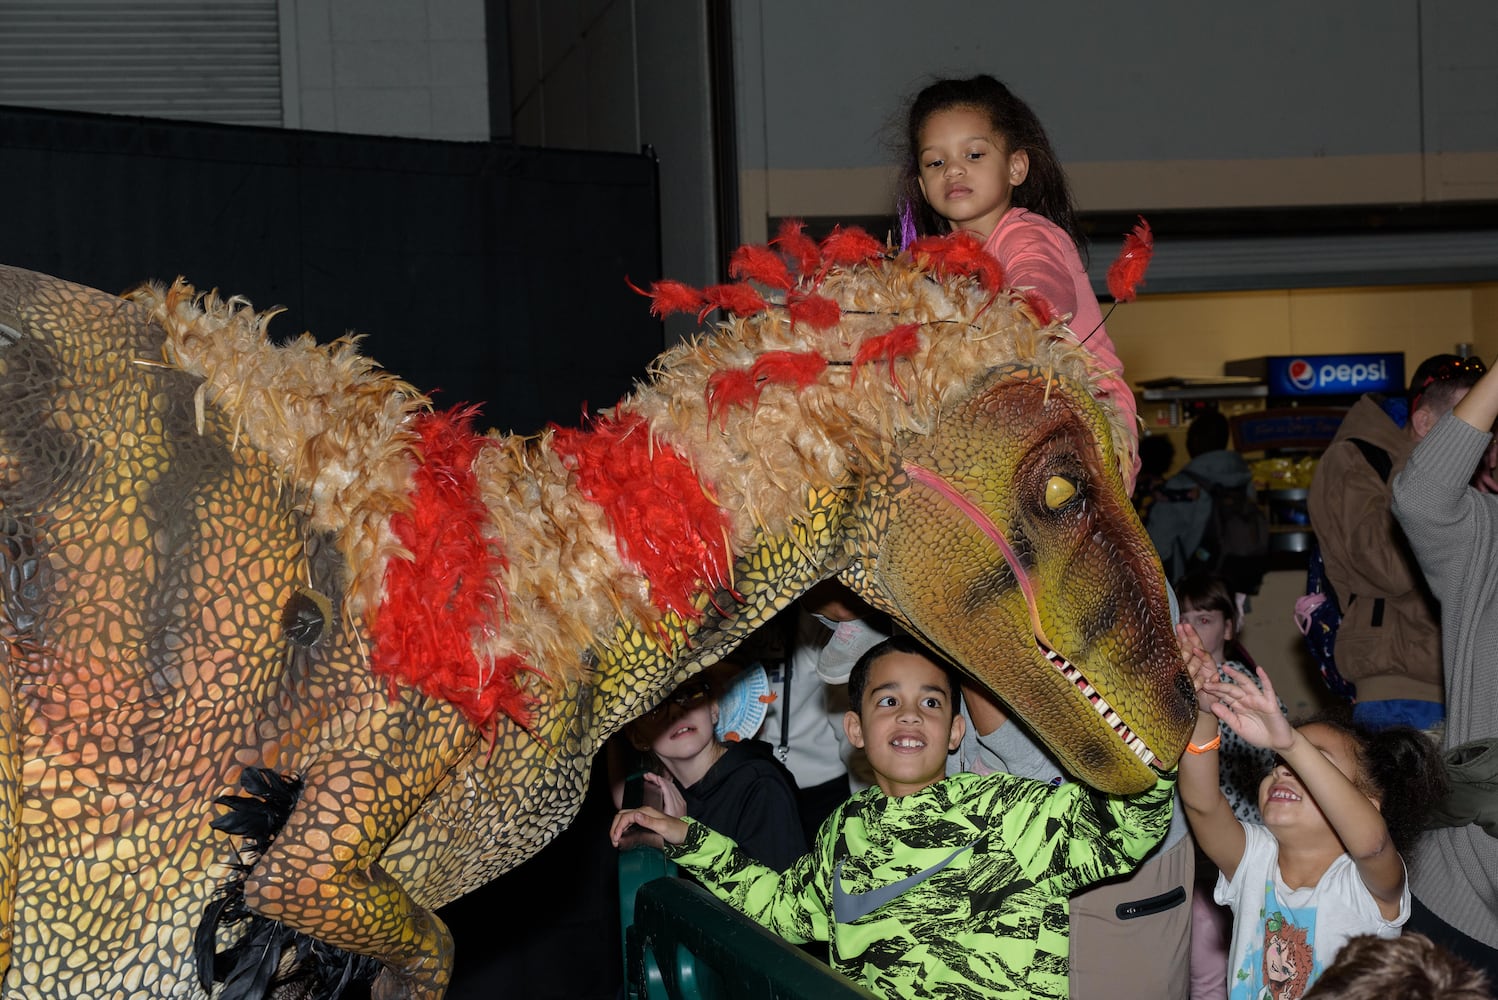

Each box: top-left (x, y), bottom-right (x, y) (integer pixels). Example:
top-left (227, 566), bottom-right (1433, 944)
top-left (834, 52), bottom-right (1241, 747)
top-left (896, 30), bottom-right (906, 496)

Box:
top-left (0, 0), bottom-right (282, 127)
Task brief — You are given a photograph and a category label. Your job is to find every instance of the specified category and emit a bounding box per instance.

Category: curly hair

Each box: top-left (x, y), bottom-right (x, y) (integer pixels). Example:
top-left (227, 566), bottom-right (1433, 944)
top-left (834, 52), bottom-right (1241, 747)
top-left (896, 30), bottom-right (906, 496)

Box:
top-left (1308, 716), bottom-right (1448, 854)
top-left (895, 74), bottom-right (1085, 261)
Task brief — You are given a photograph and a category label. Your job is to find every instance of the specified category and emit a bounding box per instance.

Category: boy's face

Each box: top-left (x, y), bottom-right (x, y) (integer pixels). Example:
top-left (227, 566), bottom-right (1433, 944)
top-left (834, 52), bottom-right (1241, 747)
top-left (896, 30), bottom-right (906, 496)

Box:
top-left (845, 651), bottom-right (965, 797)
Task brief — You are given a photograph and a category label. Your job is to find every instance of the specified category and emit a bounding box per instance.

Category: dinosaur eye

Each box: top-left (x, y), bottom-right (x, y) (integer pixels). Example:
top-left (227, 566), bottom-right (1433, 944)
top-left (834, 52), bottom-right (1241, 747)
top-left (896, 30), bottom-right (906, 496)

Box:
top-left (1044, 475), bottom-right (1078, 510)
top-left (281, 587), bottom-right (332, 646)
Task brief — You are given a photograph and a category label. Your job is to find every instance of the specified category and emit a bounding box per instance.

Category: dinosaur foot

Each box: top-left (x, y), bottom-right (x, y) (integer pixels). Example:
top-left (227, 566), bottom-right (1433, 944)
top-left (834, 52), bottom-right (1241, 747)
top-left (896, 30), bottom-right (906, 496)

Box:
top-left (369, 910), bottom-right (455, 1000)
top-left (197, 767), bottom-right (383, 999)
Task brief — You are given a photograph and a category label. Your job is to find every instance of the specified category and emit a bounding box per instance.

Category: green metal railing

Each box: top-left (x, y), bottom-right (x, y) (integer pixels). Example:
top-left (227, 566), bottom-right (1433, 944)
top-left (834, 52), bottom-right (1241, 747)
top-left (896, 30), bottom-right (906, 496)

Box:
top-left (622, 864), bottom-right (878, 1000)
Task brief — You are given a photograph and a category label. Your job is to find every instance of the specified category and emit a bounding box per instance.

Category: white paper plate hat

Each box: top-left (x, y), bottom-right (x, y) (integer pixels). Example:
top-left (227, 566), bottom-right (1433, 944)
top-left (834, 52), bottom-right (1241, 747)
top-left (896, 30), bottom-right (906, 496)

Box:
top-left (714, 662), bottom-right (772, 742)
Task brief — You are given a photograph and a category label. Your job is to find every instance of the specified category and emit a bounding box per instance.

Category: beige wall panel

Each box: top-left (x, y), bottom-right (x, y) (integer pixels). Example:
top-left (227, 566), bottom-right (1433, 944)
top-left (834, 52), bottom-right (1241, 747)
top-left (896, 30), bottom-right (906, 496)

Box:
top-left (1109, 286), bottom-right (1482, 388)
top-left (1475, 284), bottom-right (1498, 359)
top-left (1070, 155), bottom-right (1426, 212)
top-left (1426, 152), bottom-right (1498, 202)
top-left (1285, 286), bottom-right (1475, 358)
top-left (1106, 292), bottom-right (1294, 386)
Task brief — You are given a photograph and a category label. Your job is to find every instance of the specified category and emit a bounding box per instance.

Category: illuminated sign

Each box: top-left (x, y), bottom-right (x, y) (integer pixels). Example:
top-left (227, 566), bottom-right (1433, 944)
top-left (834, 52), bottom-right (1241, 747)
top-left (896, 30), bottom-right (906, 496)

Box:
top-left (1228, 354), bottom-right (1405, 397)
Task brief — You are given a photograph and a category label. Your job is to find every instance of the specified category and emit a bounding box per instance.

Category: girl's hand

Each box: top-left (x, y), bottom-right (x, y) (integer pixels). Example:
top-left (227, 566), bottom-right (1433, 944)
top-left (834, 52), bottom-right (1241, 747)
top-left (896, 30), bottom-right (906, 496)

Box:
top-left (610, 806), bottom-right (689, 848)
top-left (644, 771), bottom-right (687, 818)
top-left (1176, 623), bottom-right (1218, 711)
top-left (1204, 664), bottom-right (1293, 752)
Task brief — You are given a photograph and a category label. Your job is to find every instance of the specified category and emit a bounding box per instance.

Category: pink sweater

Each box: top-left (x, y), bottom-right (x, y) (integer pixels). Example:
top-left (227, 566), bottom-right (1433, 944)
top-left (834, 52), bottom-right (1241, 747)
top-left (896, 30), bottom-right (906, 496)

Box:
top-left (984, 209), bottom-right (1139, 487)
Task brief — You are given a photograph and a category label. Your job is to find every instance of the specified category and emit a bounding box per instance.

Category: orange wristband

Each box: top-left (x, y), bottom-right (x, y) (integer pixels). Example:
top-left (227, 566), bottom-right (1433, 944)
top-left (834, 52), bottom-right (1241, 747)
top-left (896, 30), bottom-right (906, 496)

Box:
top-left (1186, 735), bottom-right (1222, 755)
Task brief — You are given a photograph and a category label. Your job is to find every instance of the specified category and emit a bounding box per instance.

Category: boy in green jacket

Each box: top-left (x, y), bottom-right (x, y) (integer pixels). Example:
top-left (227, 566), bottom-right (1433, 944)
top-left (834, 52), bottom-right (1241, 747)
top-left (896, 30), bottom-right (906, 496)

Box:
top-left (610, 635), bottom-right (1177, 998)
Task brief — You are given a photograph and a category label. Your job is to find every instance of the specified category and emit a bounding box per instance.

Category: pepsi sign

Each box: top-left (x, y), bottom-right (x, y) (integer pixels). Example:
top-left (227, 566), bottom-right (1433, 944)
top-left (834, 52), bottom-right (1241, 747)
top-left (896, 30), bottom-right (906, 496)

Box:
top-left (1234, 354), bottom-right (1406, 397)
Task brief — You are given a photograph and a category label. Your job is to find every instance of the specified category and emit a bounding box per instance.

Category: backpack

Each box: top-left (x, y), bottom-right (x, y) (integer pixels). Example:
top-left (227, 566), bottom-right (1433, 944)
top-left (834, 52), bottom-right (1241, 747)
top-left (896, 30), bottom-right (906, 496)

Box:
top-left (1182, 471), bottom-right (1271, 595)
top-left (1295, 545), bottom-right (1357, 701)
top-left (1293, 437), bottom-right (1392, 702)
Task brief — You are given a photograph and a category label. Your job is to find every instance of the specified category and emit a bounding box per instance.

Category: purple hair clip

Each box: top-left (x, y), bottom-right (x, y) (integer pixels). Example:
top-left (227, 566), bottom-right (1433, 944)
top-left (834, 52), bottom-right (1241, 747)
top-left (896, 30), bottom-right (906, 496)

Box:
top-left (898, 200), bottom-right (917, 251)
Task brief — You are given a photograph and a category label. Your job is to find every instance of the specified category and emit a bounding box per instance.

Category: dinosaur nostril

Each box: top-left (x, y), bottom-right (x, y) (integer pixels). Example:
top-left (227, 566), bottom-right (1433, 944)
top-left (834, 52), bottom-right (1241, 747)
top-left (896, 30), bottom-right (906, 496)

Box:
top-left (1174, 670), bottom-right (1196, 708)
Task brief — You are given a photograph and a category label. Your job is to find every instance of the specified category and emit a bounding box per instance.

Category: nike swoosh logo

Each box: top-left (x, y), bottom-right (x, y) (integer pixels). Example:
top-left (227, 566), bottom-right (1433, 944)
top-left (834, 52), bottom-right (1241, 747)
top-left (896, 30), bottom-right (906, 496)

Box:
top-left (833, 841), bottom-right (979, 923)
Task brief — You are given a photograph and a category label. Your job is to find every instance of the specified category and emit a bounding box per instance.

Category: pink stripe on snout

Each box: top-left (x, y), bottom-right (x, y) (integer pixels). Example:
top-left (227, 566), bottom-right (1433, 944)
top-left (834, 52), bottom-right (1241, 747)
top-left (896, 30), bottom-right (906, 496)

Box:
top-left (904, 463), bottom-right (1048, 643)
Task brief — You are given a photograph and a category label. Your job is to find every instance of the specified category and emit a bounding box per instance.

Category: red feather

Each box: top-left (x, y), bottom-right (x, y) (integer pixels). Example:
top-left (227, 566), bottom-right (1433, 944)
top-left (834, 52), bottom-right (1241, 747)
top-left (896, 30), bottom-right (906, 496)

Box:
top-left (1021, 289), bottom-right (1056, 327)
top-left (819, 225), bottom-right (885, 267)
top-left (699, 282), bottom-right (769, 320)
top-left (626, 276), bottom-right (704, 318)
top-left (752, 350), bottom-right (828, 389)
top-left (772, 219), bottom-right (821, 278)
top-left (705, 369), bottom-right (760, 425)
top-left (551, 414), bottom-right (733, 622)
top-left (729, 244), bottom-right (794, 290)
top-left (909, 232), bottom-right (1002, 288)
top-left (853, 323), bottom-right (922, 400)
top-left (786, 291), bottom-right (842, 330)
top-left (372, 408), bottom-right (532, 734)
top-left (1106, 216), bottom-right (1154, 303)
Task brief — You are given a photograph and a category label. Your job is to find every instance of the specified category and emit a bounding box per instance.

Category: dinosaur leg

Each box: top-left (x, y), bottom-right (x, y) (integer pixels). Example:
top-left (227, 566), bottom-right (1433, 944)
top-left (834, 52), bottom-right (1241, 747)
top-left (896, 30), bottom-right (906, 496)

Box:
top-left (239, 752), bottom-right (460, 1000)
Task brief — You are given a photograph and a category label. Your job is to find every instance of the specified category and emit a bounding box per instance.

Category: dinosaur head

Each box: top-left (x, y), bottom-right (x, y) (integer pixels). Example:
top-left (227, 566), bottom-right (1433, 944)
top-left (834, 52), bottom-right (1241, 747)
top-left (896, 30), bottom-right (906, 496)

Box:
top-left (840, 363), bottom-right (1191, 793)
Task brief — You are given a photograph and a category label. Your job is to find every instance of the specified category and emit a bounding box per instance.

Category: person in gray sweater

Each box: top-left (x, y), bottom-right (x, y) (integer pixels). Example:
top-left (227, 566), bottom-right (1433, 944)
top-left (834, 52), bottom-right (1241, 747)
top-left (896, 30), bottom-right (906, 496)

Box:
top-left (1391, 356), bottom-right (1498, 982)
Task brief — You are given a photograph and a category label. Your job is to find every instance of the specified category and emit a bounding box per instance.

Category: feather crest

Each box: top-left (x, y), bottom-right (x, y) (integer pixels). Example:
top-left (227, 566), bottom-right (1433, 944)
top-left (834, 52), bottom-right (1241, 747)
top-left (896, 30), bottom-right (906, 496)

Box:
top-left (699, 282), bottom-right (769, 320)
top-left (819, 225), bottom-right (885, 268)
top-left (772, 219), bottom-right (821, 278)
top-left (853, 323), bottom-right (923, 400)
top-left (751, 350), bottom-right (828, 390)
top-left (550, 414), bottom-right (731, 623)
top-left (728, 244), bottom-right (794, 291)
top-left (705, 369), bottom-right (761, 426)
top-left (372, 407), bottom-right (532, 732)
top-left (786, 291), bottom-right (842, 330)
top-left (626, 276), bottom-right (704, 318)
top-left (1106, 216), bottom-right (1154, 303)
top-left (1020, 289), bottom-right (1056, 327)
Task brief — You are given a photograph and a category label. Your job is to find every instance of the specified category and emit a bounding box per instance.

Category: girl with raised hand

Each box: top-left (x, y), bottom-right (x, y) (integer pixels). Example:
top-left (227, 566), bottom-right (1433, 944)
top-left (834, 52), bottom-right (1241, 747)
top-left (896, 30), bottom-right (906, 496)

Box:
top-left (1179, 625), bottom-right (1446, 999)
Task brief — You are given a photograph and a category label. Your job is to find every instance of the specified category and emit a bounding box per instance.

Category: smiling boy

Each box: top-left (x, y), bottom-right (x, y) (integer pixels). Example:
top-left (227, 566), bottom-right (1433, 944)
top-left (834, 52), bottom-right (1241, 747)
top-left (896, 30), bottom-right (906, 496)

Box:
top-left (610, 635), bottom-right (1177, 998)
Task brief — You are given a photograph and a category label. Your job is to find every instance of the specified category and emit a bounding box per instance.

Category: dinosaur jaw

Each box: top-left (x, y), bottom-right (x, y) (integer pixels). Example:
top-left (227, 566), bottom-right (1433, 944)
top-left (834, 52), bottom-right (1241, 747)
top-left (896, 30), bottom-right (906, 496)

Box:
top-left (1041, 641), bottom-right (1158, 769)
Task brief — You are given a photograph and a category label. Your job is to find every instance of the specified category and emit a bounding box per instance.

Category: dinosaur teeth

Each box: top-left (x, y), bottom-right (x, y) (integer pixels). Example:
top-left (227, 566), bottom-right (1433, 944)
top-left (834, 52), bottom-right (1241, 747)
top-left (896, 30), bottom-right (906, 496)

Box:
top-left (1039, 640), bottom-right (1157, 768)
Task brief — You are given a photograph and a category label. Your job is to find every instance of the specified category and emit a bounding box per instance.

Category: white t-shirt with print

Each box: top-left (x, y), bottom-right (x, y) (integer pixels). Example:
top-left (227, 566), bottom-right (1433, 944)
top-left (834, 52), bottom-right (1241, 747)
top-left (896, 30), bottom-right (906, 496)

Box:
top-left (1216, 822), bottom-right (1408, 999)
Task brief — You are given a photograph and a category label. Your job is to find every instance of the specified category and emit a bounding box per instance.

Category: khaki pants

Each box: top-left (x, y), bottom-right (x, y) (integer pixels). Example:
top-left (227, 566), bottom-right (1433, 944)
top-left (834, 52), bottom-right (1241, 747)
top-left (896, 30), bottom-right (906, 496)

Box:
top-left (1068, 832), bottom-right (1194, 1000)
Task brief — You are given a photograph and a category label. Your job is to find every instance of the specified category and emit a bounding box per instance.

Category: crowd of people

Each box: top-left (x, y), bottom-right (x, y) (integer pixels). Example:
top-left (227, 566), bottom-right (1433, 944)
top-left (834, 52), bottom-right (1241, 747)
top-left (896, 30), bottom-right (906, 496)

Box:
top-left (605, 71), bottom-right (1498, 1000)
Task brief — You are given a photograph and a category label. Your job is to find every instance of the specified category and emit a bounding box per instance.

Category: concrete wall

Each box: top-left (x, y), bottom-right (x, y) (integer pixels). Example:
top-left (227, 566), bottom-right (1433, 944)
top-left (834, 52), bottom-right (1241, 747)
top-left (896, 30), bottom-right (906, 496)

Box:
top-left (507, 0), bottom-right (719, 342)
top-left (731, 0), bottom-right (1498, 239)
top-left (278, 0), bottom-right (491, 140)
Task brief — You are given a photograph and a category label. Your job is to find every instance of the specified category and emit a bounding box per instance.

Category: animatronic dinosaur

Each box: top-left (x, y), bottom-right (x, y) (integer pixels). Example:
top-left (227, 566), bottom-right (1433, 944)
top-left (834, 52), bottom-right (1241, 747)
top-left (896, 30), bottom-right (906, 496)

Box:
top-left (0, 225), bottom-right (1191, 999)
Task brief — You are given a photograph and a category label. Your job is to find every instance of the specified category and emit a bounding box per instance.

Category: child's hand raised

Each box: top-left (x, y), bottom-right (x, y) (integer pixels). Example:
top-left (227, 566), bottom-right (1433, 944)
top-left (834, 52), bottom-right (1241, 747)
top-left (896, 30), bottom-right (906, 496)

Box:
top-left (643, 771), bottom-right (688, 818)
top-left (1176, 623), bottom-right (1218, 708)
top-left (1204, 664), bottom-right (1294, 753)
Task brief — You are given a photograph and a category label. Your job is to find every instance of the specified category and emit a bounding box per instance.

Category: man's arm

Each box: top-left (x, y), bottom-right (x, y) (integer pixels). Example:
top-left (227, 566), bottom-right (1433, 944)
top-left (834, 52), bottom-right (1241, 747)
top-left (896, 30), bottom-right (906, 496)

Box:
top-left (1454, 361), bottom-right (1498, 434)
top-left (1392, 367), bottom-right (1498, 599)
top-left (964, 684), bottom-right (1062, 783)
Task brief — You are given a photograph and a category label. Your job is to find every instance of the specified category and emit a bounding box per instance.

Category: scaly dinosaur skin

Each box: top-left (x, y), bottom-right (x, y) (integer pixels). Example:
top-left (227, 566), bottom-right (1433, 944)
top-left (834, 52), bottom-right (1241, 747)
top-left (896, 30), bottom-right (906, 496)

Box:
top-left (0, 236), bottom-right (1191, 999)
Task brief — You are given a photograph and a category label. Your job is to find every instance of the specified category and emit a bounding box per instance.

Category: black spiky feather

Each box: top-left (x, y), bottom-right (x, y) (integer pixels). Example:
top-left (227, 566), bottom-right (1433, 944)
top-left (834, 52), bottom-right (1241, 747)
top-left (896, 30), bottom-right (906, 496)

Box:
top-left (196, 768), bottom-right (381, 1000)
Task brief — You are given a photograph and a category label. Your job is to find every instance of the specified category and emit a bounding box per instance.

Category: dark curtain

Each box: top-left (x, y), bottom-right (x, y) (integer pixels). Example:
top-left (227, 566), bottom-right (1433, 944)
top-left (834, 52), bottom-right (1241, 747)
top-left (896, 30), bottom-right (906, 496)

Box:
top-left (1, 104), bottom-right (661, 998)
top-left (0, 104), bottom-right (663, 434)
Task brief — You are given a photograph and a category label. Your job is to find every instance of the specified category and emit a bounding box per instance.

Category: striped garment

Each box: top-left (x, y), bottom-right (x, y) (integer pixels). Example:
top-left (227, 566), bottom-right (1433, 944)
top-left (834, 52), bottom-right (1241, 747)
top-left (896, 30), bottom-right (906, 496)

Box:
top-left (667, 768), bottom-right (1176, 998)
